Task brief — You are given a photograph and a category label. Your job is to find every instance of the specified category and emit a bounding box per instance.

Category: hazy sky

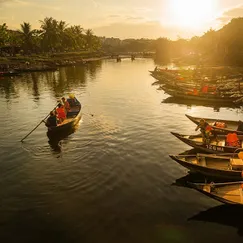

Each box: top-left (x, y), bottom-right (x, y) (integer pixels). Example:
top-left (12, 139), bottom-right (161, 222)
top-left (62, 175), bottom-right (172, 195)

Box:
top-left (0, 0), bottom-right (243, 39)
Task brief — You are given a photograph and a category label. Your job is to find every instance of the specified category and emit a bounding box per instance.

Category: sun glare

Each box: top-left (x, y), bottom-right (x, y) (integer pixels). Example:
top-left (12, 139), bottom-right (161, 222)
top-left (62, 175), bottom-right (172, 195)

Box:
top-left (167, 0), bottom-right (216, 29)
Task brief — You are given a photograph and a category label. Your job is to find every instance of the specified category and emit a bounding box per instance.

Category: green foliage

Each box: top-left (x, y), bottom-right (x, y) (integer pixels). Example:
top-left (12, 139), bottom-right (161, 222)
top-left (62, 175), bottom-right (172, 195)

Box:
top-left (0, 17), bottom-right (102, 56)
top-left (0, 23), bottom-right (9, 46)
top-left (38, 17), bottom-right (101, 53)
top-left (1, 17), bottom-right (243, 66)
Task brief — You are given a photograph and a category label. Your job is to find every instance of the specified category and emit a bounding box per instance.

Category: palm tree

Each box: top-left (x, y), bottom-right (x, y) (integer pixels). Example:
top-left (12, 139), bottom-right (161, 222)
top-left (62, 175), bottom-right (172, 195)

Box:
top-left (0, 23), bottom-right (9, 47)
top-left (57, 20), bottom-right (68, 51)
top-left (71, 25), bottom-right (85, 50)
top-left (18, 22), bottom-right (35, 54)
top-left (85, 29), bottom-right (94, 50)
top-left (40, 17), bottom-right (59, 52)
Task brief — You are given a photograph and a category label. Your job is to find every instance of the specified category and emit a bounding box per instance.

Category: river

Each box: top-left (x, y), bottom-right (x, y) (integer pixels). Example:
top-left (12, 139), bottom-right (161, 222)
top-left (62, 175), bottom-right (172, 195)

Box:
top-left (0, 59), bottom-right (242, 243)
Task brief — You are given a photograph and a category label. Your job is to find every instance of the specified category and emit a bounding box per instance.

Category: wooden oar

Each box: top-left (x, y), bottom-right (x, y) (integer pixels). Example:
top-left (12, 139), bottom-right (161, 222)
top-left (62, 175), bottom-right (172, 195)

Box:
top-left (20, 103), bottom-right (59, 142)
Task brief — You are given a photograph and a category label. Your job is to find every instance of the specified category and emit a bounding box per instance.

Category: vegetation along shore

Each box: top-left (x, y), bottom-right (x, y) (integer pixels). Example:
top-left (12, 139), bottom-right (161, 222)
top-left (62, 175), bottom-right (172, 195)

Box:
top-left (1, 17), bottom-right (243, 74)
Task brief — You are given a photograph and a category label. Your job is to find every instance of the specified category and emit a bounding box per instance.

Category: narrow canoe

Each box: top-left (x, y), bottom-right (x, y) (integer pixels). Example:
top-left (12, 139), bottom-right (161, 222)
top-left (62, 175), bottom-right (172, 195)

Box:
top-left (185, 114), bottom-right (243, 135)
top-left (0, 70), bottom-right (21, 77)
top-left (171, 132), bottom-right (243, 154)
top-left (163, 87), bottom-right (236, 104)
top-left (169, 154), bottom-right (243, 180)
top-left (189, 181), bottom-right (243, 205)
top-left (162, 97), bottom-right (239, 109)
top-left (46, 99), bottom-right (82, 137)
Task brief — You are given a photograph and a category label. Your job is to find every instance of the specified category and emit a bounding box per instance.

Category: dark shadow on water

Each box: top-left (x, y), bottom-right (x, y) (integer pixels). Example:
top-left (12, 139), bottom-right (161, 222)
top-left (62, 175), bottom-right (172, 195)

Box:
top-left (162, 96), bottom-right (240, 111)
top-left (47, 123), bottom-right (80, 153)
top-left (31, 73), bottom-right (40, 102)
top-left (188, 204), bottom-right (243, 237)
top-left (173, 173), bottom-right (243, 237)
top-left (172, 172), bottom-right (240, 190)
top-left (178, 148), bottom-right (202, 155)
top-left (171, 173), bottom-right (207, 189)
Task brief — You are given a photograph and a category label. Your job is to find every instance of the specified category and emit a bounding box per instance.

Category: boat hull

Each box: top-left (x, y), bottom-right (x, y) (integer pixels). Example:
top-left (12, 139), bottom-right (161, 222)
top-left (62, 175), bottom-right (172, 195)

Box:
top-left (185, 114), bottom-right (243, 135)
top-left (171, 132), bottom-right (243, 154)
top-left (47, 113), bottom-right (81, 137)
top-left (46, 99), bottom-right (82, 139)
top-left (163, 88), bottom-right (235, 104)
top-left (188, 182), bottom-right (243, 205)
top-left (169, 155), bottom-right (243, 180)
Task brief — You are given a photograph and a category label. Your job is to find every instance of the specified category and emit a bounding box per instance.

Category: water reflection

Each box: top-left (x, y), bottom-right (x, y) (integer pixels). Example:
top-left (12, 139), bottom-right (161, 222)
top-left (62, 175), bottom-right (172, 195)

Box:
top-left (31, 73), bottom-right (40, 101)
top-left (173, 172), bottom-right (243, 236)
top-left (188, 205), bottom-right (243, 237)
top-left (47, 122), bottom-right (81, 153)
top-left (0, 63), bottom-right (102, 100)
top-left (162, 96), bottom-right (240, 112)
top-left (0, 78), bottom-right (19, 101)
top-left (172, 173), bottom-right (207, 189)
top-left (86, 60), bottom-right (102, 79)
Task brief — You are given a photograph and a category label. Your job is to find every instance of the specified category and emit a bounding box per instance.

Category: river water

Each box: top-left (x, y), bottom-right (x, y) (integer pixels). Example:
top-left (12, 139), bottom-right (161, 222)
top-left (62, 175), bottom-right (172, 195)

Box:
top-left (0, 59), bottom-right (243, 243)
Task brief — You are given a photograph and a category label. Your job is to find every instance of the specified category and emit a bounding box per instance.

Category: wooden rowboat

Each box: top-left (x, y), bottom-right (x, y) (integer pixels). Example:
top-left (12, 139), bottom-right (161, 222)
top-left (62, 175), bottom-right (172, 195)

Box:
top-left (185, 114), bottom-right (243, 135)
top-left (46, 99), bottom-right (82, 137)
top-left (169, 153), bottom-right (243, 180)
top-left (162, 97), bottom-right (239, 109)
top-left (162, 87), bottom-right (236, 104)
top-left (189, 181), bottom-right (243, 205)
top-left (171, 132), bottom-right (243, 154)
top-left (0, 70), bottom-right (21, 77)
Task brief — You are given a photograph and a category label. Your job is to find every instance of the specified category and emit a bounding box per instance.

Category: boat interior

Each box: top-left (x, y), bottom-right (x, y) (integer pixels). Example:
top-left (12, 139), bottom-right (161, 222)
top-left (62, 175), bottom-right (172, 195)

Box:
top-left (192, 118), bottom-right (240, 131)
top-left (57, 106), bottom-right (81, 127)
top-left (201, 183), bottom-right (243, 204)
top-left (186, 134), bottom-right (243, 148)
top-left (181, 154), bottom-right (243, 171)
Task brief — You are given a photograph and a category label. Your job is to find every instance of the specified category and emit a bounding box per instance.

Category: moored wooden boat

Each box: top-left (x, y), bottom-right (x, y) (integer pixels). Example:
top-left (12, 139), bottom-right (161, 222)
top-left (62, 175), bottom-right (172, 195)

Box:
top-left (188, 181), bottom-right (243, 205)
top-left (0, 70), bottom-right (21, 77)
top-left (162, 87), bottom-right (236, 104)
top-left (46, 98), bottom-right (82, 137)
top-left (171, 132), bottom-right (243, 154)
top-left (162, 96), bottom-right (240, 109)
top-left (169, 153), bottom-right (243, 180)
top-left (185, 114), bottom-right (243, 135)
top-left (14, 66), bottom-right (57, 73)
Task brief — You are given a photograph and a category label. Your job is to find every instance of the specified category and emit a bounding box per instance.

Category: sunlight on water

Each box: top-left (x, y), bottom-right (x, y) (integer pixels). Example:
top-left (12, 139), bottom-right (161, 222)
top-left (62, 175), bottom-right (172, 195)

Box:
top-left (0, 59), bottom-right (242, 243)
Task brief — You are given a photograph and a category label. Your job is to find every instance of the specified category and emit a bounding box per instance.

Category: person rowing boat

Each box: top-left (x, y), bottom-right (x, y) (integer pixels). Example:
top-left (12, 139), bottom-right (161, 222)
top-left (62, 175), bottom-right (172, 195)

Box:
top-left (45, 111), bottom-right (58, 129)
top-left (67, 94), bottom-right (80, 108)
top-left (62, 97), bottom-right (70, 114)
top-left (56, 103), bottom-right (66, 123)
top-left (195, 119), bottom-right (215, 144)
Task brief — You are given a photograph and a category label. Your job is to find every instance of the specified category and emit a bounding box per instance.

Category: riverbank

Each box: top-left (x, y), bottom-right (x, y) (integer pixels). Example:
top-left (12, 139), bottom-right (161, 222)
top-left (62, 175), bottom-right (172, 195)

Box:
top-left (0, 51), bottom-right (154, 74)
top-left (0, 52), bottom-right (110, 73)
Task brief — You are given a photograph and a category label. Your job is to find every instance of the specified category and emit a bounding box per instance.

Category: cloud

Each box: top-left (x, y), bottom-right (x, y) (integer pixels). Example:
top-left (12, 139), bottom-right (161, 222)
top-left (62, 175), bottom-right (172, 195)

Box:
top-left (0, 0), bottom-right (60, 10)
top-left (126, 16), bottom-right (145, 21)
top-left (91, 0), bottom-right (99, 8)
top-left (93, 21), bottom-right (191, 39)
top-left (108, 14), bottom-right (121, 18)
top-left (0, 0), bottom-right (27, 4)
top-left (218, 4), bottom-right (243, 24)
top-left (223, 5), bottom-right (243, 16)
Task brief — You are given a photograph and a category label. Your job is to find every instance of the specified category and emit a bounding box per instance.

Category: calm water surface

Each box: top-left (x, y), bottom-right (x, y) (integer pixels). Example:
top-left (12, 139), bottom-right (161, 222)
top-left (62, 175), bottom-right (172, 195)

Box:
top-left (0, 59), bottom-right (243, 243)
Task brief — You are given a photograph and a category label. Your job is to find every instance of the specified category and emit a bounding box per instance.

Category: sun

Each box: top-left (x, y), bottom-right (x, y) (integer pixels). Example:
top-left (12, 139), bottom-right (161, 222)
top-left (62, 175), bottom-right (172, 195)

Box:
top-left (167, 0), bottom-right (216, 29)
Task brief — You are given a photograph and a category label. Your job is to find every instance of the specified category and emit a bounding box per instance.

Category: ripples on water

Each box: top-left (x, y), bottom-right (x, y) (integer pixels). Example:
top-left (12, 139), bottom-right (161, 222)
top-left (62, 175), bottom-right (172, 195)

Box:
top-left (0, 59), bottom-right (242, 242)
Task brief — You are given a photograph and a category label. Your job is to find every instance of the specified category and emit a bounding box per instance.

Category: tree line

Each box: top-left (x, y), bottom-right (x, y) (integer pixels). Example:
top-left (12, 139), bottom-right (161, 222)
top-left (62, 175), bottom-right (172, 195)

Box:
top-left (0, 17), bottom-right (101, 55)
top-left (102, 18), bottom-right (243, 66)
top-left (1, 17), bottom-right (243, 66)
top-left (154, 18), bottom-right (243, 65)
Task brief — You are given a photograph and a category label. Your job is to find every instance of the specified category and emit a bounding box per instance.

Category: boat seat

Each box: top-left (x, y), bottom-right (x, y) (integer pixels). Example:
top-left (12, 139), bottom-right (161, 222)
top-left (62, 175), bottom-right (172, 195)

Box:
top-left (203, 185), bottom-right (211, 193)
top-left (230, 158), bottom-right (243, 170)
top-left (198, 156), bottom-right (206, 166)
top-left (218, 140), bottom-right (225, 146)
